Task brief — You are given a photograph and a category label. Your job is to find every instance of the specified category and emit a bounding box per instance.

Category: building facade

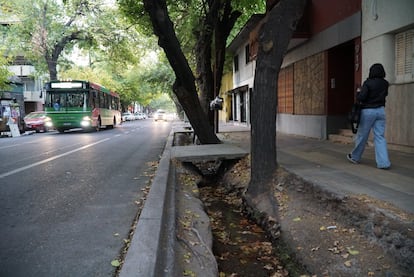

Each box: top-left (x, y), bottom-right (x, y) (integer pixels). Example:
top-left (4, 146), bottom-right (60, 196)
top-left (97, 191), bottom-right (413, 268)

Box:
top-left (8, 56), bottom-right (45, 113)
top-left (226, 0), bottom-right (414, 148)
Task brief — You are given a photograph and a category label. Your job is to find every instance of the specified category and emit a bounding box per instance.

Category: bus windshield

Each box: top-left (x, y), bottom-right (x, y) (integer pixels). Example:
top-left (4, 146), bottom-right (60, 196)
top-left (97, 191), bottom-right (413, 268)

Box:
top-left (46, 91), bottom-right (89, 110)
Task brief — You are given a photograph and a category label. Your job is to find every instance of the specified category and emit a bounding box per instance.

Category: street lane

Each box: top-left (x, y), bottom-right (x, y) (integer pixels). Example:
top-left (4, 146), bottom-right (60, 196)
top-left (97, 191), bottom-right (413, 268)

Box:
top-left (0, 119), bottom-right (172, 276)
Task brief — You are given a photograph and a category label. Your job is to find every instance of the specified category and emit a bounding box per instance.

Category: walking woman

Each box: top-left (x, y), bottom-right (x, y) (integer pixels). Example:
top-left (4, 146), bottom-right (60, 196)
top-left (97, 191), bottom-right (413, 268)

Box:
top-left (347, 63), bottom-right (391, 169)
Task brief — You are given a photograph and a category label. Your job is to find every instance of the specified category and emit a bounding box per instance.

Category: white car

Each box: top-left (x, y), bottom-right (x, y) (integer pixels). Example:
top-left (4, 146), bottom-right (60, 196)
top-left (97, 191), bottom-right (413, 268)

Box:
top-left (154, 110), bottom-right (167, 121)
top-left (122, 112), bottom-right (135, 121)
top-left (134, 112), bottom-right (147, 120)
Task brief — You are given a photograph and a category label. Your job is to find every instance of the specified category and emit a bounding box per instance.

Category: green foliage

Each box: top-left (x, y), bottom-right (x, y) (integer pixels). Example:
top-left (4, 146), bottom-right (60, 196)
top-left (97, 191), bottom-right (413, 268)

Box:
top-left (118, 0), bottom-right (265, 75)
top-left (227, 1), bottom-right (266, 44)
top-left (59, 65), bottom-right (117, 91)
top-left (0, 48), bottom-right (12, 90)
top-left (59, 48), bottom-right (175, 112)
top-left (149, 93), bottom-right (175, 112)
top-left (118, 54), bottom-right (175, 110)
top-left (2, 0), bottom-right (82, 74)
top-left (1, 0), bottom-right (140, 79)
top-left (116, 0), bottom-right (153, 36)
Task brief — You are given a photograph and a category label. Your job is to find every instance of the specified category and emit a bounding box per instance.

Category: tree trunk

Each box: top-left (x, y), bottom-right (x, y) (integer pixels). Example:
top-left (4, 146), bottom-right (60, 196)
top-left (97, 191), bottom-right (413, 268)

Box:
top-left (248, 0), bottom-right (306, 199)
top-left (143, 0), bottom-right (220, 144)
top-left (47, 57), bottom-right (58, 80)
top-left (214, 1), bottom-right (241, 100)
top-left (45, 31), bottom-right (83, 81)
top-left (195, 12), bottom-right (215, 128)
top-left (196, 0), bottom-right (241, 130)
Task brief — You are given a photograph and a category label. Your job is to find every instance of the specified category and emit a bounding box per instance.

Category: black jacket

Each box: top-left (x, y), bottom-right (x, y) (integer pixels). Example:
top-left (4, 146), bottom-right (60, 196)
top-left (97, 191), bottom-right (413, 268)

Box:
top-left (357, 77), bottom-right (388, 108)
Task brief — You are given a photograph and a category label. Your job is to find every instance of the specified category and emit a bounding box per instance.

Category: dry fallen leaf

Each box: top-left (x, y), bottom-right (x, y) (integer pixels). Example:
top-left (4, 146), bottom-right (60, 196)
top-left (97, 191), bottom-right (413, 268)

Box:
top-left (347, 247), bottom-right (359, 255)
top-left (344, 260), bottom-right (352, 267)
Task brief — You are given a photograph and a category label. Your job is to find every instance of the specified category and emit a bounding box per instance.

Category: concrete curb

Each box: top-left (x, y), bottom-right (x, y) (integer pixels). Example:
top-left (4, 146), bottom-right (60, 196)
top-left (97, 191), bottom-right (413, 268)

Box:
top-left (119, 129), bottom-right (175, 277)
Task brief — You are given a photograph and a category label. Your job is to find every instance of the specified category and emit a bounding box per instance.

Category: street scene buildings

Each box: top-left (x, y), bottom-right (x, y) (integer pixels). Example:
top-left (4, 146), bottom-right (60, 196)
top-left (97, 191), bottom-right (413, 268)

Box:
top-left (222, 0), bottom-right (413, 149)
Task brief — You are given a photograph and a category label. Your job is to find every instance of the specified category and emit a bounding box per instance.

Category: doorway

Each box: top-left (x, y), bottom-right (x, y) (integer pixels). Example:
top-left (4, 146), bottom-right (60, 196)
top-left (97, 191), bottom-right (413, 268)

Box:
top-left (327, 40), bottom-right (355, 115)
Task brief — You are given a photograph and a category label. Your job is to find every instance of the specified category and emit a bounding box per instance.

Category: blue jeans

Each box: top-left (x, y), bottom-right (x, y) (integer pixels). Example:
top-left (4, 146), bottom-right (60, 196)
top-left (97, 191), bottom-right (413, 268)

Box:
top-left (350, 106), bottom-right (391, 168)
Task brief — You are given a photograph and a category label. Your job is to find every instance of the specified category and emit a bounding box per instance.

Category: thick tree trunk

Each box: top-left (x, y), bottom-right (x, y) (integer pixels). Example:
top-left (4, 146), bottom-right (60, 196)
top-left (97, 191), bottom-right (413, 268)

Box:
top-left (196, 0), bottom-right (241, 130)
top-left (47, 58), bottom-right (58, 80)
top-left (143, 0), bottom-right (220, 144)
top-left (45, 31), bottom-right (83, 81)
top-left (248, 0), bottom-right (306, 199)
top-left (195, 22), bottom-right (215, 128)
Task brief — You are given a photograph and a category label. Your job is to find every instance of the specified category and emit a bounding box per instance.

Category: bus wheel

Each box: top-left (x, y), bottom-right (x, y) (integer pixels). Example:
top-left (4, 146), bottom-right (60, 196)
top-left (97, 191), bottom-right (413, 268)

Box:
top-left (96, 118), bottom-right (101, 131)
top-left (57, 128), bottom-right (65, 133)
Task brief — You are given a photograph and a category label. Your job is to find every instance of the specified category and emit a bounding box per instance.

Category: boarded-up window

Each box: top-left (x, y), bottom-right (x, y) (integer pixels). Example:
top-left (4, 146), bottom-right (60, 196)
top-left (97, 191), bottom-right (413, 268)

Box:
top-left (395, 29), bottom-right (414, 83)
top-left (294, 53), bottom-right (325, 115)
top-left (278, 65), bottom-right (294, 114)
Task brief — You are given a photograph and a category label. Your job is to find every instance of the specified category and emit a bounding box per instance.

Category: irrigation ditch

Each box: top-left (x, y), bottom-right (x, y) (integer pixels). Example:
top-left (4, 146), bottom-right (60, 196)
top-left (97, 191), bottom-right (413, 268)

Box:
top-left (172, 131), bottom-right (413, 277)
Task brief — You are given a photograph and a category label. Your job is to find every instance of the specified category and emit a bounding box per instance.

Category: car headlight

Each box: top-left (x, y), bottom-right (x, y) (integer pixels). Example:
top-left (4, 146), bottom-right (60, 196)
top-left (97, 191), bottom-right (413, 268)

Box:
top-left (44, 117), bottom-right (53, 127)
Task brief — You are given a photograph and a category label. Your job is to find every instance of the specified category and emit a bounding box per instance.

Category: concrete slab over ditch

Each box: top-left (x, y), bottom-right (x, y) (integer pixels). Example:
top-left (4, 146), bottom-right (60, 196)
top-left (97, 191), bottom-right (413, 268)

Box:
top-left (171, 143), bottom-right (249, 162)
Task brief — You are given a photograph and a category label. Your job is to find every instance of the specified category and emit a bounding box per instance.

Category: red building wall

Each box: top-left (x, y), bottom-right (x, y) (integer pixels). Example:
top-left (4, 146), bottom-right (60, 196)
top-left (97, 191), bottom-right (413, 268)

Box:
top-left (310, 0), bottom-right (361, 34)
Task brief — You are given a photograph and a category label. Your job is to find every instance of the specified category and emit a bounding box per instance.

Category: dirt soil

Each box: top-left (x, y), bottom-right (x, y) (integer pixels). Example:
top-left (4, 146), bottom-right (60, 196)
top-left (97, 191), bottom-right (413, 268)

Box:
top-left (220, 156), bottom-right (413, 277)
top-left (173, 132), bottom-right (413, 277)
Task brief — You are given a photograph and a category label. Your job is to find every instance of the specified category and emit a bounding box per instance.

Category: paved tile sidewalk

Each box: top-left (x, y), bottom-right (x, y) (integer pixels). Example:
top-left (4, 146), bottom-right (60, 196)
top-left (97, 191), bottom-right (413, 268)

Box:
top-left (217, 122), bottom-right (414, 214)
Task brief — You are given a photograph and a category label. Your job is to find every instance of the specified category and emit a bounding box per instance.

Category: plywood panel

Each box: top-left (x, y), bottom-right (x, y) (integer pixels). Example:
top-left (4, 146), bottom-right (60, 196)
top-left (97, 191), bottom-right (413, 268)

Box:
top-left (294, 53), bottom-right (325, 115)
top-left (278, 65), bottom-right (294, 114)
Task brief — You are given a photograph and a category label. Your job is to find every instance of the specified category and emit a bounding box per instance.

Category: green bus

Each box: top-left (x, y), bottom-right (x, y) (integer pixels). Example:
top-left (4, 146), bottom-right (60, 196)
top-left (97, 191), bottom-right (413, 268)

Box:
top-left (44, 80), bottom-right (122, 133)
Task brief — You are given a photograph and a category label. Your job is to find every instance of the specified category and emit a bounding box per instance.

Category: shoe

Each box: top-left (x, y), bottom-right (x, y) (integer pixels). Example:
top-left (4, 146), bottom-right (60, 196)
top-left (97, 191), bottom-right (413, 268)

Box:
top-left (378, 166), bottom-right (391, 170)
top-left (347, 154), bottom-right (358, 164)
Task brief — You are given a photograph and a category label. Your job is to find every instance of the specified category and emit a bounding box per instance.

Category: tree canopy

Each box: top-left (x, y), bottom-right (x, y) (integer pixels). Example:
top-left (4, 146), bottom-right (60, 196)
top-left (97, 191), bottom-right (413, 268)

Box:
top-left (118, 0), bottom-right (264, 143)
top-left (1, 0), bottom-right (176, 111)
top-left (1, 0), bottom-right (143, 80)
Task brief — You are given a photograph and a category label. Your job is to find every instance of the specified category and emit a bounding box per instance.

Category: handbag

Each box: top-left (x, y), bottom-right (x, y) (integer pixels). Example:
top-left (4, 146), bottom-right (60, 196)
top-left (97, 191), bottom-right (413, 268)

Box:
top-left (348, 102), bottom-right (362, 134)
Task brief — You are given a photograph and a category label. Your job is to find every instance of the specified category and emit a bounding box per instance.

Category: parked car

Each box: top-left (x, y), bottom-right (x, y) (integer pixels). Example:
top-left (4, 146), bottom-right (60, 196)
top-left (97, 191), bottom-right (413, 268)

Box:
top-left (122, 112), bottom-right (135, 121)
top-left (138, 112), bottom-right (147, 119)
top-left (24, 111), bottom-right (49, 132)
top-left (134, 112), bottom-right (147, 120)
top-left (154, 110), bottom-right (167, 121)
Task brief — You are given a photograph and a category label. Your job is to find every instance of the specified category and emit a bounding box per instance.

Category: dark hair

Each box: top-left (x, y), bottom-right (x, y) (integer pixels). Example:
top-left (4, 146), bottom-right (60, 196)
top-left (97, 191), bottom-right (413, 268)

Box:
top-left (369, 63), bottom-right (386, 78)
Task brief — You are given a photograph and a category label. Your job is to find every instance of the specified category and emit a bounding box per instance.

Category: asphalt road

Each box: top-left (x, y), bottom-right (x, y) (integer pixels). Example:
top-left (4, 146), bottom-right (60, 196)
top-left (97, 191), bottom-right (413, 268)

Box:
top-left (0, 119), bottom-right (172, 277)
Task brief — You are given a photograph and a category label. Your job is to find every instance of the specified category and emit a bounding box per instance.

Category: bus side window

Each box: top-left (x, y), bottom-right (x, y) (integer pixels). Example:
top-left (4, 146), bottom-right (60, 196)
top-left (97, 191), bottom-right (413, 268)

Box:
top-left (89, 92), bottom-right (94, 108)
top-left (91, 90), bottom-right (98, 108)
top-left (99, 91), bottom-right (104, 109)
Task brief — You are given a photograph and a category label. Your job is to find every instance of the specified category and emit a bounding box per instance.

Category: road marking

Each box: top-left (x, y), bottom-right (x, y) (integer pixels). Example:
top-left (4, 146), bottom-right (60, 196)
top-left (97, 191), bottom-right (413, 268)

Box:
top-left (0, 140), bottom-right (41, 150)
top-left (0, 138), bottom-right (110, 179)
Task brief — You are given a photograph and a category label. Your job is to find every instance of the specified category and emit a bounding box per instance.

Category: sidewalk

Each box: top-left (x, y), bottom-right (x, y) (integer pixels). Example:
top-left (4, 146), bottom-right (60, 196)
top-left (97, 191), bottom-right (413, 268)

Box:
top-left (218, 122), bottom-right (414, 214)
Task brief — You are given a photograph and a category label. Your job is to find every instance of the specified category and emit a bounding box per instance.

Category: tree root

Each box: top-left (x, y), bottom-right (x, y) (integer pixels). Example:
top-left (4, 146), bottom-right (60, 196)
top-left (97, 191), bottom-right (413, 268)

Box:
top-left (243, 191), bottom-right (281, 241)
